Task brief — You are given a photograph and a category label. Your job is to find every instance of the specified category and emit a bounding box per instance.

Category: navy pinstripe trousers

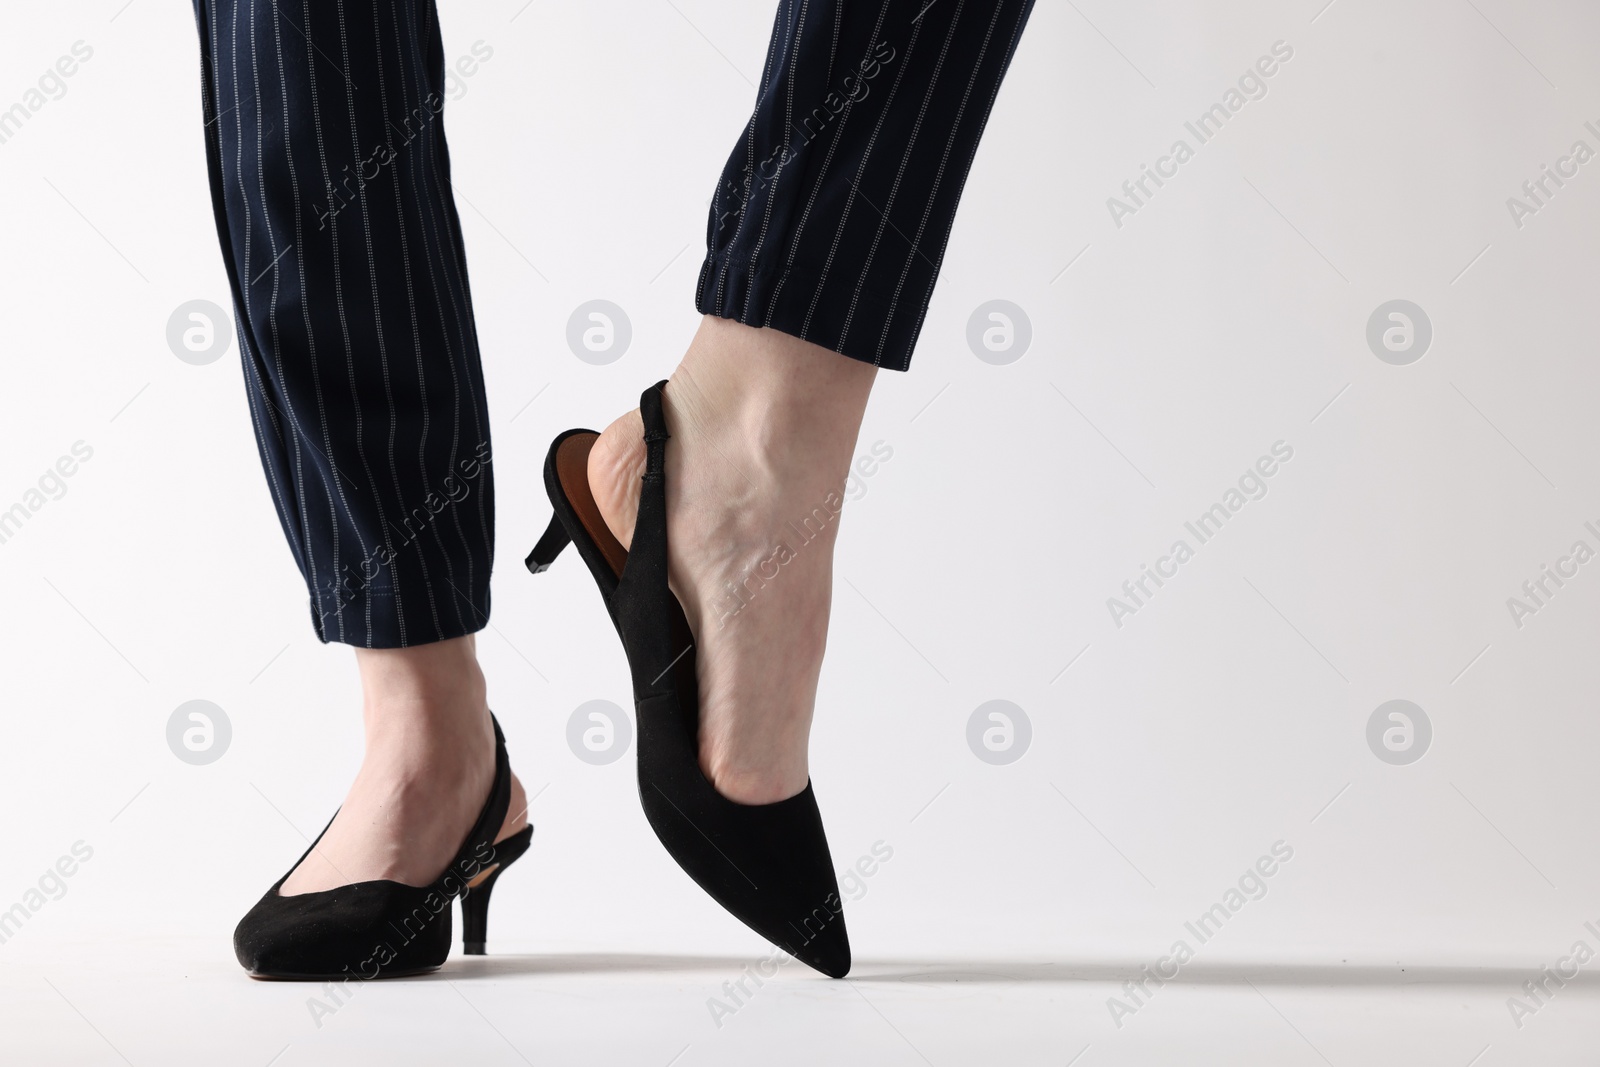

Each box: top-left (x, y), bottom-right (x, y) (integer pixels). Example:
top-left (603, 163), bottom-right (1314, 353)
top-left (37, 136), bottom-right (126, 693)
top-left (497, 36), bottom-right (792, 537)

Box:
top-left (192, 0), bottom-right (1033, 648)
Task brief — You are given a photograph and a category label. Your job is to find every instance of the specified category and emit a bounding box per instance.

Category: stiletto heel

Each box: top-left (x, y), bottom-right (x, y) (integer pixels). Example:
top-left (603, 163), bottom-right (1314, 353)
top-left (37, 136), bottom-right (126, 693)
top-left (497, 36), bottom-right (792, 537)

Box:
top-left (525, 512), bottom-right (571, 574)
top-left (233, 715), bottom-right (533, 979)
top-left (530, 382), bottom-right (851, 978)
top-left (461, 825), bottom-right (533, 955)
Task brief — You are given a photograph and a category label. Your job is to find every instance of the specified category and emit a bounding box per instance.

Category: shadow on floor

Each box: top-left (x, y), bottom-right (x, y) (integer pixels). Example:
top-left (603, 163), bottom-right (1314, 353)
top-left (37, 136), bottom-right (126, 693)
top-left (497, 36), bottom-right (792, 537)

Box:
top-left (431, 953), bottom-right (1597, 987)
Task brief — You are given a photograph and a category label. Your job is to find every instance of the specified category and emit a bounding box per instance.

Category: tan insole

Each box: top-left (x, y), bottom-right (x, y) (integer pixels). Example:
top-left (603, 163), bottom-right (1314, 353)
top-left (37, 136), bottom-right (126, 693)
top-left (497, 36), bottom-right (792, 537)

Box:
top-left (556, 432), bottom-right (630, 580)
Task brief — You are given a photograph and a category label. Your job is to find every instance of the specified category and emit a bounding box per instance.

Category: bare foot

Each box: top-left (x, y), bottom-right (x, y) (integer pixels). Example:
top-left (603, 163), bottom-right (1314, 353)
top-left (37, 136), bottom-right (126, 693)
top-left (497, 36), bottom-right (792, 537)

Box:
top-left (279, 636), bottom-right (529, 895)
top-left (587, 316), bottom-right (875, 803)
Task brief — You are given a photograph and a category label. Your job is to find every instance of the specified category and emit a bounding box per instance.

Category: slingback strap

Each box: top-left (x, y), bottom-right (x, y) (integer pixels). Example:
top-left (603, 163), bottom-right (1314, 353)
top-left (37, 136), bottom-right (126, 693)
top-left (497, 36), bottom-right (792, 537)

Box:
top-left (443, 712), bottom-right (513, 897)
top-left (619, 381), bottom-right (682, 696)
top-left (640, 380), bottom-right (671, 481)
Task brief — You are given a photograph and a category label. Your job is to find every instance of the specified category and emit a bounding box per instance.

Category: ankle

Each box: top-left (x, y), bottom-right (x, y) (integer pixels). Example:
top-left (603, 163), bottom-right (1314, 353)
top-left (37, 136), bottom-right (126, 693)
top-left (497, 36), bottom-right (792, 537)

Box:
top-left (353, 636), bottom-right (491, 754)
top-left (669, 317), bottom-right (876, 481)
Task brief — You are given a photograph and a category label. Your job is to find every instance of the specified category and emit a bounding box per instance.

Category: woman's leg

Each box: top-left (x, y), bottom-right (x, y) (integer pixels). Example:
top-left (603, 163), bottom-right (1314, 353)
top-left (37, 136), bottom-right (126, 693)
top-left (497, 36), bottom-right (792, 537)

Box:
top-left (589, 0), bottom-right (1036, 803)
top-left (281, 635), bottom-right (526, 893)
top-left (191, 0), bottom-right (521, 891)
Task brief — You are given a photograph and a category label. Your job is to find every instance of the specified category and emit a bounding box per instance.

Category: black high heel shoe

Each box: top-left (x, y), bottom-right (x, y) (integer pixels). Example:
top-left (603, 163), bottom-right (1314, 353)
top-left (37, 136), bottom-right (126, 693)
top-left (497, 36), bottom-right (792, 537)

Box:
top-left (233, 715), bottom-right (532, 979)
top-left (460, 823), bottom-right (532, 956)
top-left (527, 380), bottom-right (851, 978)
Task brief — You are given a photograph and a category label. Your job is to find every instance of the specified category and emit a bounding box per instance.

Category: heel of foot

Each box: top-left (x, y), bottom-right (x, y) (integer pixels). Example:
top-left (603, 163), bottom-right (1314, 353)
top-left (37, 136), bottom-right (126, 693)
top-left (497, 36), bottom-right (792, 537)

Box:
top-left (588, 409), bottom-right (647, 550)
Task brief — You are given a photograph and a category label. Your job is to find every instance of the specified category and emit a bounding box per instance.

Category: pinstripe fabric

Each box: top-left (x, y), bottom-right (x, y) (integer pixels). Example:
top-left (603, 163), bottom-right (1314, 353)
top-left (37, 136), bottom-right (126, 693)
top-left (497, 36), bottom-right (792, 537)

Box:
top-left (192, 0), bottom-right (493, 648)
top-left (696, 0), bottom-right (1036, 371)
top-left (190, 0), bottom-right (1029, 648)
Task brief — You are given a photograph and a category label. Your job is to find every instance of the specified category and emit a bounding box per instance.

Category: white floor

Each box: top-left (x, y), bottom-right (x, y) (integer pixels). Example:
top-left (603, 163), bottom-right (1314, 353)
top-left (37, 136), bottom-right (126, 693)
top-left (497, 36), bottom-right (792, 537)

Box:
top-left (5, 938), bottom-right (1597, 1066)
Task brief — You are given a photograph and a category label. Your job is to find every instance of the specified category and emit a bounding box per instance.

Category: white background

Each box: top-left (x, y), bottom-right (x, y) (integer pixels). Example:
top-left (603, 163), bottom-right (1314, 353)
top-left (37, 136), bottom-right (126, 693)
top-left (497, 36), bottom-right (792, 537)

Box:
top-left (1, 0), bottom-right (1598, 1063)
